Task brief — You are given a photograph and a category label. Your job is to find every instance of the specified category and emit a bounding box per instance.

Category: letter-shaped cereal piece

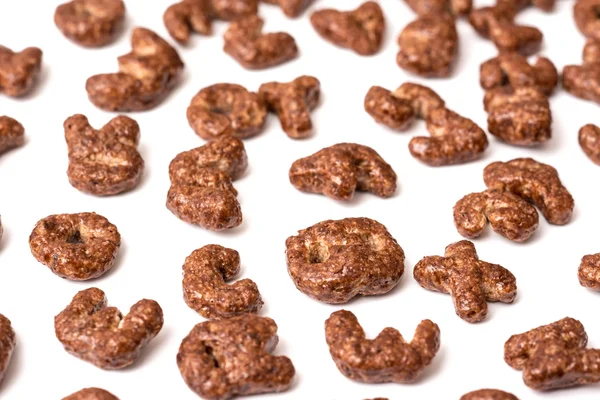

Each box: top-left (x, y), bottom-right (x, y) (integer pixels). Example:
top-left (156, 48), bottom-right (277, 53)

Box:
top-left (578, 253), bottom-right (600, 290)
top-left (0, 116), bottom-right (25, 155)
top-left (480, 53), bottom-right (558, 95)
top-left (0, 45), bottom-right (43, 97)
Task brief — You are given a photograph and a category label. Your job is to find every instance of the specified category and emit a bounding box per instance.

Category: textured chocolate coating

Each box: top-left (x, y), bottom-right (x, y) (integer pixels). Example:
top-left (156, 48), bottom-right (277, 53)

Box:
top-left (259, 76), bottom-right (320, 139)
top-left (64, 114), bottom-right (144, 196)
top-left (397, 13), bottom-right (458, 77)
top-left (54, 0), bottom-right (125, 47)
top-left (404, 0), bottom-right (472, 16)
top-left (86, 28), bottom-right (184, 111)
top-left (393, 82), bottom-right (446, 120)
top-left (578, 253), bottom-right (600, 290)
top-left (0, 116), bottom-right (25, 155)
top-left (575, 0), bottom-right (600, 40)
top-left (454, 190), bottom-right (539, 242)
top-left (480, 53), bottom-right (558, 95)
top-left (177, 315), bottom-right (295, 400)
top-left (564, 48), bottom-right (600, 105)
top-left (55, 288), bottom-right (163, 370)
top-left (167, 136), bottom-right (247, 230)
top-left (262, 0), bottom-right (310, 18)
top-left (0, 314), bottom-right (15, 388)
top-left (483, 158), bottom-right (574, 225)
top-left (285, 217), bottom-right (405, 304)
top-left (310, 2), bottom-right (385, 56)
top-left (579, 124), bottom-right (600, 165)
top-left (63, 388), bottom-right (119, 400)
top-left (460, 389), bottom-right (519, 400)
top-left (0, 45), bottom-right (43, 97)
top-left (469, 4), bottom-right (517, 38)
top-left (484, 87), bottom-right (551, 146)
top-left (223, 15), bottom-right (298, 69)
top-left (187, 84), bottom-right (267, 140)
top-left (325, 310), bottom-right (440, 383)
top-left (289, 143), bottom-right (397, 201)
top-left (29, 212), bottom-right (120, 281)
top-left (183, 245), bottom-right (263, 319)
top-left (488, 19), bottom-right (542, 56)
top-left (414, 240), bottom-right (517, 323)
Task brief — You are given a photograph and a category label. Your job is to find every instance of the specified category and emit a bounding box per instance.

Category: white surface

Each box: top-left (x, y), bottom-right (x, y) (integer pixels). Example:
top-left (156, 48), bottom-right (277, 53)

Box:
top-left (1, 0), bottom-right (599, 399)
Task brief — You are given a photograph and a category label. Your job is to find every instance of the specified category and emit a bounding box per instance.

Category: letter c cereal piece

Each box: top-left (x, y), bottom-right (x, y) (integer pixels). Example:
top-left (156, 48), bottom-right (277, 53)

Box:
top-left (186, 84), bottom-right (267, 141)
top-left (460, 389), bottom-right (519, 400)
top-left (579, 124), bottom-right (600, 165)
top-left (325, 310), bottom-right (440, 383)
top-left (0, 313), bottom-right (15, 388)
top-left (286, 218), bottom-right (405, 304)
top-left (182, 245), bottom-right (263, 319)
top-left (0, 45), bottom-right (43, 97)
top-left (62, 388), bottom-right (119, 400)
top-left (0, 116), bottom-right (25, 156)
top-left (55, 287), bottom-right (163, 370)
top-left (29, 212), bottom-right (121, 281)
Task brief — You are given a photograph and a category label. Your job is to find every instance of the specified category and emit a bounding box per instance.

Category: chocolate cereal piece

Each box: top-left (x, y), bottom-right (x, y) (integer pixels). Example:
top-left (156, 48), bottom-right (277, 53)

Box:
top-left (484, 158), bottom-right (574, 225)
top-left (177, 314), bottom-right (295, 400)
top-left (86, 27), bottom-right (184, 111)
top-left (469, 3), bottom-right (517, 38)
top-left (167, 136), bottom-right (247, 230)
top-left (262, 0), bottom-right (310, 18)
top-left (55, 287), bottom-right (163, 370)
top-left (223, 15), bottom-right (298, 69)
top-left (0, 116), bottom-right (25, 155)
top-left (460, 389), bottom-right (519, 400)
top-left (579, 124), bottom-right (600, 165)
top-left (563, 44), bottom-right (600, 104)
top-left (0, 45), bottom-right (43, 97)
top-left (453, 190), bottom-right (539, 242)
top-left (289, 143), bottom-right (397, 201)
top-left (397, 13), bottom-right (458, 77)
top-left (54, 0), bottom-right (126, 47)
top-left (0, 314), bottom-right (15, 388)
top-left (183, 245), bottom-right (263, 319)
top-left (404, 0), bottom-right (472, 16)
top-left (258, 75), bottom-right (320, 139)
top-left (187, 84), bottom-right (267, 141)
top-left (575, 0), bottom-right (600, 40)
top-left (64, 114), bottom-right (144, 196)
top-left (310, 2), bottom-right (385, 56)
top-left (63, 388), bottom-right (119, 400)
top-left (488, 19), bottom-right (542, 56)
top-left (480, 53), bottom-right (558, 95)
top-left (484, 87), bottom-right (552, 146)
top-left (325, 310), bottom-right (440, 383)
top-left (286, 217), bottom-right (405, 304)
top-left (578, 253), bottom-right (600, 290)
top-left (414, 240), bottom-right (517, 323)
top-left (29, 212), bottom-right (120, 280)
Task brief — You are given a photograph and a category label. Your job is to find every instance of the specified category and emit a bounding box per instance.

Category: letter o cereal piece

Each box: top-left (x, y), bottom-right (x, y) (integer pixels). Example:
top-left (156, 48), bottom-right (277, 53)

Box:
top-left (62, 388), bottom-right (119, 400)
top-left (29, 212), bottom-right (120, 281)
top-left (0, 313), bottom-right (15, 388)
top-left (285, 217), bottom-right (405, 304)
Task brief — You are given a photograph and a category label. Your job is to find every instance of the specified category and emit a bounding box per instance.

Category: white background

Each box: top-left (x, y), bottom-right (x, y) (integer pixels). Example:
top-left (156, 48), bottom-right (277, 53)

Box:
top-left (1, 0), bottom-right (599, 399)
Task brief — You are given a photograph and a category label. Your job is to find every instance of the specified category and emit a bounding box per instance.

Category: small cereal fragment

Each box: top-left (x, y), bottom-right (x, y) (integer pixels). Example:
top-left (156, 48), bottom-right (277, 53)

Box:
top-left (460, 389), bottom-right (519, 400)
top-left (183, 245), bottom-right (263, 319)
top-left (286, 218), bottom-right (405, 304)
top-left (177, 314), bottom-right (295, 400)
top-left (0, 45), bottom-right (43, 97)
top-left (414, 240), bottom-right (517, 323)
top-left (480, 53), bottom-right (558, 95)
top-left (0, 116), bottom-right (25, 155)
top-left (578, 253), bottom-right (600, 290)
top-left (453, 190), bottom-right (539, 242)
top-left (483, 158), bottom-right (574, 225)
top-left (404, 0), bottom-right (472, 16)
top-left (223, 15), bottom-right (298, 69)
top-left (575, 0), bottom-right (600, 40)
top-left (86, 28), bottom-right (184, 111)
top-left (289, 143), bottom-right (397, 201)
top-left (259, 76), bottom-right (320, 139)
top-left (484, 87), bottom-right (551, 146)
top-left (310, 2), bottom-right (385, 56)
top-left (262, 0), bottom-right (310, 18)
top-left (29, 212), bottom-right (120, 281)
top-left (325, 310), bottom-right (440, 383)
top-left (187, 84), bottom-right (267, 140)
top-left (397, 13), bottom-right (458, 77)
top-left (579, 124), bottom-right (600, 165)
top-left (0, 313), bottom-right (15, 388)
top-left (54, 0), bottom-right (125, 47)
top-left (62, 388), bottom-right (119, 400)
top-left (55, 288), bottom-right (163, 369)
top-left (64, 114), bottom-right (144, 196)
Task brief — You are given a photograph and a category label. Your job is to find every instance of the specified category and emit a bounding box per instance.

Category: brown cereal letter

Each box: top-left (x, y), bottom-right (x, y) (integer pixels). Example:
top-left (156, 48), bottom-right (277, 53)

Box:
top-left (286, 218), bottom-right (405, 304)
top-left (164, 0), bottom-right (212, 43)
top-left (54, 0), bottom-right (125, 47)
top-left (364, 86), bottom-right (415, 130)
top-left (460, 389), bottom-right (519, 400)
top-left (0, 116), bottom-right (25, 155)
top-left (62, 388), bottom-right (119, 400)
top-left (579, 124), bottom-right (600, 165)
top-left (404, 0), bottom-right (472, 16)
top-left (453, 190), bottom-right (539, 242)
top-left (223, 15), bottom-right (298, 69)
top-left (483, 158), bottom-right (574, 225)
top-left (0, 45), bottom-right (43, 97)
top-left (29, 212), bottom-right (120, 281)
top-left (0, 314), bottom-right (15, 388)
top-left (414, 240), bottom-right (517, 323)
top-left (262, 0), bottom-right (310, 18)
top-left (578, 253), bottom-right (600, 290)
top-left (182, 245), bottom-right (263, 319)
top-left (488, 19), bottom-right (542, 56)
top-left (55, 287), bottom-right (163, 369)
top-left (575, 0), bottom-right (600, 40)
top-left (259, 75), bottom-right (320, 139)
top-left (289, 143), bottom-right (397, 201)
top-left (563, 61), bottom-right (600, 104)
top-left (86, 28), bottom-right (184, 111)
top-left (480, 53), bottom-right (558, 95)
top-left (310, 2), bottom-right (385, 56)
top-left (469, 4), bottom-right (517, 38)
top-left (187, 84), bottom-right (267, 140)
top-left (177, 314), bottom-right (295, 400)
